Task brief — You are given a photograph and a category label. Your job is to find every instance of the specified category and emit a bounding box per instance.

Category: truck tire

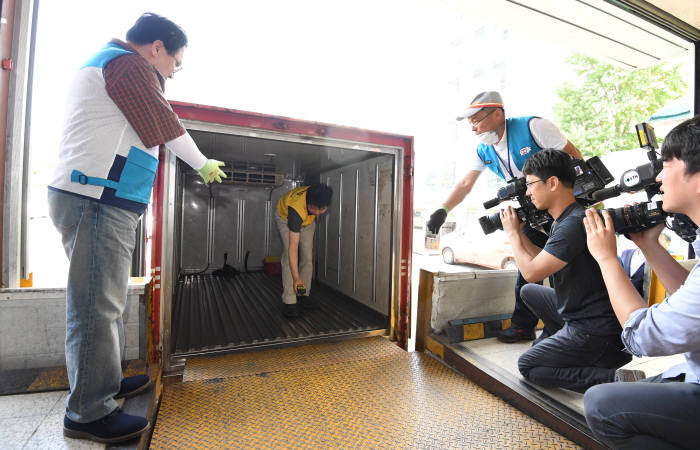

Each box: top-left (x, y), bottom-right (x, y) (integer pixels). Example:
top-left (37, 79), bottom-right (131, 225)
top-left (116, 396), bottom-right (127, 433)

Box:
top-left (502, 258), bottom-right (517, 270)
top-left (442, 248), bottom-right (455, 265)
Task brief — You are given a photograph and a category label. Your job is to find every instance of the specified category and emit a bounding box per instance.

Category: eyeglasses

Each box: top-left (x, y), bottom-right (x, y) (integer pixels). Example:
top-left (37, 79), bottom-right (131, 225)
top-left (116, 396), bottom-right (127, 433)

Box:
top-left (468, 108), bottom-right (496, 127)
top-left (525, 177), bottom-right (550, 188)
top-left (173, 58), bottom-right (183, 74)
top-left (171, 53), bottom-right (183, 74)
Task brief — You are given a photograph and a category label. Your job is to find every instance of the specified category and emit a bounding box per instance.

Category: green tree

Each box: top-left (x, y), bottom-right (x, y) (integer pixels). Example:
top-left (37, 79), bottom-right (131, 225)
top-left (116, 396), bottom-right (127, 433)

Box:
top-left (554, 53), bottom-right (686, 157)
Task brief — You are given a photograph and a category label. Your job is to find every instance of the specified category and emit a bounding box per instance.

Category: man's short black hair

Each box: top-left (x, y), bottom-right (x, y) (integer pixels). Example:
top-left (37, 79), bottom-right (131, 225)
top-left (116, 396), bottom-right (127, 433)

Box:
top-left (661, 115), bottom-right (700, 175)
top-left (306, 183), bottom-right (333, 208)
top-left (522, 149), bottom-right (575, 188)
top-left (126, 12), bottom-right (188, 54)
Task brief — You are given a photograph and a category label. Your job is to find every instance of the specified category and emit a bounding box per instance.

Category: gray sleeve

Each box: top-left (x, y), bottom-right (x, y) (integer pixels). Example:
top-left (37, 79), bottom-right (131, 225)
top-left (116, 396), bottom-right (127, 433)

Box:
top-left (528, 118), bottom-right (568, 150)
top-left (622, 269), bottom-right (700, 356)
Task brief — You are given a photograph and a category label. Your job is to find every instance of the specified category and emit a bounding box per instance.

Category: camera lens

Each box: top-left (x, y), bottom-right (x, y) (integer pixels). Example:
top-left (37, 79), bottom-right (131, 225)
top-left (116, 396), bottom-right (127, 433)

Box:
top-left (478, 212), bottom-right (502, 234)
top-left (603, 202), bottom-right (665, 235)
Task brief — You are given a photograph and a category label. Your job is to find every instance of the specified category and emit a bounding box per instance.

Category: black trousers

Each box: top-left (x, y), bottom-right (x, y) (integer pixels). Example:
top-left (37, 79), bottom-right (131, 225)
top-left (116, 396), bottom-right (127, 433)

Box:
top-left (585, 374), bottom-right (700, 450)
top-left (511, 224), bottom-right (550, 330)
top-left (518, 284), bottom-right (631, 392)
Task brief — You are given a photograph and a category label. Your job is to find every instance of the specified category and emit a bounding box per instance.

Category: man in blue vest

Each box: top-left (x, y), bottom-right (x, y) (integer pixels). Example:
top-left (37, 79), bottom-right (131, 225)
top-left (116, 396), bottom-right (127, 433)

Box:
top-left (426, 91), bottom-right (582, 343)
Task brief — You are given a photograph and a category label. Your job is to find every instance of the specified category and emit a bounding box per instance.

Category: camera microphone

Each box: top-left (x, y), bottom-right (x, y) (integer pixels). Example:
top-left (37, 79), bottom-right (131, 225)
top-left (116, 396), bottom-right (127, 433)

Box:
top-left (592, 185), bottom-right (622, 202)
top-left (483, 197), bottom-right (501, 209)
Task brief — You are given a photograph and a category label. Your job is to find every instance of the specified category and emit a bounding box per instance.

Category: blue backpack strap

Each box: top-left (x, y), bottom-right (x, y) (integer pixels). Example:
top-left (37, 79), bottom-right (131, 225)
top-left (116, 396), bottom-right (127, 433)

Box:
top-left (70, 170), bottom-right (119, 190)
top-left (620, 248), bottom-right (645, 296)
top-left (81, 42), bottom-right (133, 69)
top-left (630, 262), bottom-right (645, 297)
top-left (620, 249), bottom-right (634, 277)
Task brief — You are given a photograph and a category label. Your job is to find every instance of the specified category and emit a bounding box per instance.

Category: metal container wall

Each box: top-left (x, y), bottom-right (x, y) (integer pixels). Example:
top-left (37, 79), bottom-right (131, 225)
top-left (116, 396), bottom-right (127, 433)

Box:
top-left (158, 104), bottom-right (414, 369)
top-left (316, 156), bottom-right (394, 314)
top-left (178, 170), bottom-right (292, 273)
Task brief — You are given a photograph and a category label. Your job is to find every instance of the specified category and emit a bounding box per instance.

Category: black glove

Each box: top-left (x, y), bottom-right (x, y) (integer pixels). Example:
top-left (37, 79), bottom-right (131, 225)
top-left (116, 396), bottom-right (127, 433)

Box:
top-left (427, 208), bottom-right (447, 234)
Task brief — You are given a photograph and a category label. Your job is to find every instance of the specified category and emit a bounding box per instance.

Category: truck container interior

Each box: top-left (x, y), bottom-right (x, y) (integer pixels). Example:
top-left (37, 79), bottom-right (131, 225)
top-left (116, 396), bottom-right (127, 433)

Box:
top-left (166, 123), bottom-right (398, 359)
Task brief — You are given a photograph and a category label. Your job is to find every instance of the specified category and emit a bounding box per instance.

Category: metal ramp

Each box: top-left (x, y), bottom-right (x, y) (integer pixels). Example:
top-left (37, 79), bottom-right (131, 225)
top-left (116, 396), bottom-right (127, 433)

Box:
top-left (150, 337), bottom-right (578, 448)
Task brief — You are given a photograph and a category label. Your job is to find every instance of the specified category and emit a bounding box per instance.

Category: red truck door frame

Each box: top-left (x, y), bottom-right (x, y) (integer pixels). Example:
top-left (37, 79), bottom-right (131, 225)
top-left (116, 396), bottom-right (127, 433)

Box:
top-left (148, 102), bottom-right (414, 362)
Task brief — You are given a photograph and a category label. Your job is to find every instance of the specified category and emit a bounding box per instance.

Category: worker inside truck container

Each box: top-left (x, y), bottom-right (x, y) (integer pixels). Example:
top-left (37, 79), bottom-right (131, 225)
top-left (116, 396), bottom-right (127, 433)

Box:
top-left (584, 115), bottom-right (700, 450)
top-left (500, 149), bottom-right (630, 392)
top-left (276, 184), bottom-right (333, 318)
top-left (47, 12), bottom-right (226, 444)
top-left (426, 91), bottom-right (583, 344)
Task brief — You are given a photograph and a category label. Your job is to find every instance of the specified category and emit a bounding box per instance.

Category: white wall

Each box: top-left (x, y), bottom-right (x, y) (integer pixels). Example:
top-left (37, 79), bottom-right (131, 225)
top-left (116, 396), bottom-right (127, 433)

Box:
top-left (0, 284), bottom-right (146, 370)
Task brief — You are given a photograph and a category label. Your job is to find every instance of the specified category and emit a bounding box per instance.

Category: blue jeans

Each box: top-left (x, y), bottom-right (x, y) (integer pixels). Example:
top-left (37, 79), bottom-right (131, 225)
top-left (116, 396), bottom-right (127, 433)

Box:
top-left (48, 189), bottom-right (140, 422)
top-left (585, 375), bottom-right (700, 449)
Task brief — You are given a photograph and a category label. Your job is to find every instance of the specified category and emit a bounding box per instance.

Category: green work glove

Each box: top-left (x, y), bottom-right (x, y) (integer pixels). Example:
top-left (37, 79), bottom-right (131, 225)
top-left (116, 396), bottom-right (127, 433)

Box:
top-left (198, 159), bottom-right (226, 184)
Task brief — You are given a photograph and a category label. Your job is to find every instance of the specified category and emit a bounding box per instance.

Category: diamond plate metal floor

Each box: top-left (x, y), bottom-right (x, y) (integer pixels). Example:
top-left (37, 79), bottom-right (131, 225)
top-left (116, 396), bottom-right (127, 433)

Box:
top-left (151, 338), bottom-right (579, 449)
top-left (182, 336), bottom-right (404, 381)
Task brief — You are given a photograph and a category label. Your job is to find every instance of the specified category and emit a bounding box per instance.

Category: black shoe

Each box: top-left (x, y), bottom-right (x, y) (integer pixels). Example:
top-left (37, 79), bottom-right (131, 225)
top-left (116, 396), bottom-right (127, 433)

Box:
top-left (64, 408), bottom-right (149, 444)
top-left (283, 303), bottom-right (300, 318)
top-left (298, 295), bottom-right (318, 310)
top-left (497, 326), bottom-right (536, 343)
top-left (115, 374), bottom-right (153, 399)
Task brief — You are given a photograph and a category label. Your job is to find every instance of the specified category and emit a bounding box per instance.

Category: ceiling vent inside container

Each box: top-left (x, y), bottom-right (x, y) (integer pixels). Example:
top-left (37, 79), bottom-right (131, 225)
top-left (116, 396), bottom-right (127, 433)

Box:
top-left (222, 161), bottom-right (284, 187)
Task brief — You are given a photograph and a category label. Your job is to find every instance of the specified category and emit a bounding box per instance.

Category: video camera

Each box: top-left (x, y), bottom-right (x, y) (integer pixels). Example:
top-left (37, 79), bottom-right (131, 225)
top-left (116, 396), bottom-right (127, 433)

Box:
top-left (478, 177), bottom-right (551, 234)
top-left (591, 123), bottom-right (697, 242)
top-left (478, 156), bottom-right (613, 234)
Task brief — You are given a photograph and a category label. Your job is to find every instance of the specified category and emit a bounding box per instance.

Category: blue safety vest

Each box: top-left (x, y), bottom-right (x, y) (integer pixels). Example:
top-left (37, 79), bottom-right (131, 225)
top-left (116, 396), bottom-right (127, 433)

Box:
top-left (49, 42), bottom-right (160, 214)
top-left (476, 116), bottom-right (542, 180)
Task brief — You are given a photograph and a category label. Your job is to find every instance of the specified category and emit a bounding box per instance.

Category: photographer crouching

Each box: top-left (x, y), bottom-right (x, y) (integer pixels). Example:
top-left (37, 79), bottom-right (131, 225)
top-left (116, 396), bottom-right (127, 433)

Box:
top-left (583, 116), bottom-right (700, 449)
top-left (500, 149), bottom-right (630, 392)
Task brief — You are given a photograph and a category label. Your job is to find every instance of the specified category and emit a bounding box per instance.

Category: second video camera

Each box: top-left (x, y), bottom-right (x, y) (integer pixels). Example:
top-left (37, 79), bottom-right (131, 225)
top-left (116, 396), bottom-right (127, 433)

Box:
top-left (601, 201), bottom-right (697, 243)
top-left (592, 123), bottom-right (697, 242)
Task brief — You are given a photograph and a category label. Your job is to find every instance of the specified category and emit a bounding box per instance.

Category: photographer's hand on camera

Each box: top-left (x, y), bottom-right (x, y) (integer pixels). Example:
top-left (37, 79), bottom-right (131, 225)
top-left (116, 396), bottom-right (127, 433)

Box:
top-left (628, 223), bottom-right (665, 252)
top-left (583, 209), bottom-right (619, 265)
top-left (499, 206), bottom-right (522, 238)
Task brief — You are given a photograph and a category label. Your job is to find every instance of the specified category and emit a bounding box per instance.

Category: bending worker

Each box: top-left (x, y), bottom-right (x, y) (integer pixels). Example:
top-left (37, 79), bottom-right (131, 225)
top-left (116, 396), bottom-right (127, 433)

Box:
top-left (426, 91), bottom-right (582, 343)
top-left (47, 13), bottom-right (225, 444)
top-left (275, 184), bottom-right (333, 318)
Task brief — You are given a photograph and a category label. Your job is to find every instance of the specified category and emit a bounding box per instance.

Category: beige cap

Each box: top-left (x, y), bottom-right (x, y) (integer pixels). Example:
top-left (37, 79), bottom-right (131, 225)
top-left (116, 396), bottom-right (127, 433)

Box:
top-left (456, 91), bottom-right (504, 121)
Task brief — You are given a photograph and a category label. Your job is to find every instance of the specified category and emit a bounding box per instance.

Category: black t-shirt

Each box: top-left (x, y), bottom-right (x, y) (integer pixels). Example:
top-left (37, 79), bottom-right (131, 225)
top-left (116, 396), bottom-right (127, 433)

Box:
top-left (287, 207), bottom-right (303, 232)
top-left (543, 202), bottom-right (621, 335)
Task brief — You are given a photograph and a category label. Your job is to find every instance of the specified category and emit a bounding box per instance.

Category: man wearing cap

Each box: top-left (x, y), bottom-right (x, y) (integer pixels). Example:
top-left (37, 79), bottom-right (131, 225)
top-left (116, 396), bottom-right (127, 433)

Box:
top-left (426, 91), bottom-right (582, 343)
